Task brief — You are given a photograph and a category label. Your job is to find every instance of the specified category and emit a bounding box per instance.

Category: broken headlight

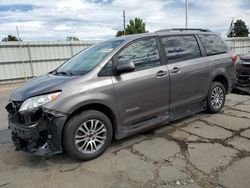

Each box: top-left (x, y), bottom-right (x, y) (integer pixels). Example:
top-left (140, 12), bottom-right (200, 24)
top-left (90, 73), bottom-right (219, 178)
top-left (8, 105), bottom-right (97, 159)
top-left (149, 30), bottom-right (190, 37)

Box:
top-left (19, 91), bottom-right (61, 112)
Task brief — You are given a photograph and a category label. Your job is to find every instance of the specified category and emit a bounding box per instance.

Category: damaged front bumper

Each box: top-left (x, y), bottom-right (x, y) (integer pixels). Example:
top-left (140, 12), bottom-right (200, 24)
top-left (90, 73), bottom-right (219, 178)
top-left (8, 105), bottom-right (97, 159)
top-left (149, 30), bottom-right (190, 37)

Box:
top-left (235, 61), bottom-right (250, 93)
top-left (235, 72), bottom-right (250, 94)
top-left (6, 101), bottom-right (68, 156)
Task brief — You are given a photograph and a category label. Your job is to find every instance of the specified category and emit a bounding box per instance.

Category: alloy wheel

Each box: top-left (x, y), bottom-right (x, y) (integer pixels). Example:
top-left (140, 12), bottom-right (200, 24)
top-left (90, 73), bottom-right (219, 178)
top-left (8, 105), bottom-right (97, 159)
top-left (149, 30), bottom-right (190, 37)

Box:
top-left (74, 119), bottom-right (107, 154)
top-left (211, 86), bottom-right (224, 109)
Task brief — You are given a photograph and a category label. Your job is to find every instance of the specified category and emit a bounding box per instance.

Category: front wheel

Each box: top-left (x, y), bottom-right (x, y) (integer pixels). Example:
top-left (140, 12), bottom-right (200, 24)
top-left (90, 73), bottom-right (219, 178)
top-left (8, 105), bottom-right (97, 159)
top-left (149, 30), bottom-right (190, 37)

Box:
top-left (63, 110), bottom-right (113, 161)
top-left (207, 82), bottom-right (226, 113)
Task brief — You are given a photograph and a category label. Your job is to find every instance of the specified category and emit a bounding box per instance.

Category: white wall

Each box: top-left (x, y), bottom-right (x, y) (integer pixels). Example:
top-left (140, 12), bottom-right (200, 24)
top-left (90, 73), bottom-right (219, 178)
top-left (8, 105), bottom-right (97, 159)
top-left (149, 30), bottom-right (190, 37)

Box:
top-left (0, 37), bottom-right (249, 82)
top-left (225, 37), bottom-right (250, 55)
top-left (0, 41), bottom-right (96, 81)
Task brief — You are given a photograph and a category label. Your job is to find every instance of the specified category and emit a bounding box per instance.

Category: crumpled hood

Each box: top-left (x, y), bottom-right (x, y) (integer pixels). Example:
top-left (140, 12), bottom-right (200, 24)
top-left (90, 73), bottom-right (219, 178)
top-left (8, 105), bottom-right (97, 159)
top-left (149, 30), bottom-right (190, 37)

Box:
top-left (10, 74), bottom-right (77, 101)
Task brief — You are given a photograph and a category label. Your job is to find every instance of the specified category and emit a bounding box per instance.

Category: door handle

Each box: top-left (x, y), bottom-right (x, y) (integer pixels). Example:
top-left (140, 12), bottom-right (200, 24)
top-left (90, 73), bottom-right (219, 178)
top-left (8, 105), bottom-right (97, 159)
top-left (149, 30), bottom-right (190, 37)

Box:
top-left (171, 67), bottom-right (181, 73)
top-left (156, 70), bottom-right (168, 77)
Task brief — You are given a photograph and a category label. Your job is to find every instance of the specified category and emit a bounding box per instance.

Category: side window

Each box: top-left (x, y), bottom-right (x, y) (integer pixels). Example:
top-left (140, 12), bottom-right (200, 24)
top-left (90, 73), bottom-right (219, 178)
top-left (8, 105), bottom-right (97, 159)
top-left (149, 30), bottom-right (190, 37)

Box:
top-left (162, 35), bottom-right (201, 64)
top-left (98, 60), bottom-right (113, 76)
top-left (198, 34), bottom-right (227, 56)
top-left (117, 38), bottom-right (160, 70)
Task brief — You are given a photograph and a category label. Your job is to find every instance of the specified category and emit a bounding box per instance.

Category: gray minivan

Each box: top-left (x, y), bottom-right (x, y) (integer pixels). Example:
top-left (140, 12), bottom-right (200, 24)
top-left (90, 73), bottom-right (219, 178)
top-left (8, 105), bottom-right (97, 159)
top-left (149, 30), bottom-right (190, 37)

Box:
top-left (6, 28), bottom-right (236, 160)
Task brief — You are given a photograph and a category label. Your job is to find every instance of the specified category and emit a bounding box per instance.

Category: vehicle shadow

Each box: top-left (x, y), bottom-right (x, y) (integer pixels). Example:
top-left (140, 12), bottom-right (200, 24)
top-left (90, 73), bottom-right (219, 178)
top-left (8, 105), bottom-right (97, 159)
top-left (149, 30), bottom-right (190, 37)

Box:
top-left (232, 88), bottom-right (250, 95)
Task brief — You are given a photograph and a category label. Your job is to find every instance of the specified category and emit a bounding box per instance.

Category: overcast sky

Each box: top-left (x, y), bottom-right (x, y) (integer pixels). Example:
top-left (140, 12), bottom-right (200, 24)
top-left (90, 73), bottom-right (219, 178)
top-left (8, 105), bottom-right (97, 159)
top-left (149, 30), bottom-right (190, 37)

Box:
top-left (0, 0), bottom-right (250, 41)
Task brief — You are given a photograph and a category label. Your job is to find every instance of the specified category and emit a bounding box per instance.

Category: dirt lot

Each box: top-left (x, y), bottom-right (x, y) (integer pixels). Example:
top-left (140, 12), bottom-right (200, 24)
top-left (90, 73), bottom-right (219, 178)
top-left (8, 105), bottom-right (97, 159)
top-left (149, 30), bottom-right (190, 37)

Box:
top-left (0, 84), bottom-right (250, 188)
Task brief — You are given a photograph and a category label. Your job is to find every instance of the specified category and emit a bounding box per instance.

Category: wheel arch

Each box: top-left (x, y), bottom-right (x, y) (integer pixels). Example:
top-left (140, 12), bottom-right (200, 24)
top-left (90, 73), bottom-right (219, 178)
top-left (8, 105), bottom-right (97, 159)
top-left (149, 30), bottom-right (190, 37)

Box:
top-left (62, 103), bottom-right (119, 146)
top-left (212, 75), bottom-right (229, 93)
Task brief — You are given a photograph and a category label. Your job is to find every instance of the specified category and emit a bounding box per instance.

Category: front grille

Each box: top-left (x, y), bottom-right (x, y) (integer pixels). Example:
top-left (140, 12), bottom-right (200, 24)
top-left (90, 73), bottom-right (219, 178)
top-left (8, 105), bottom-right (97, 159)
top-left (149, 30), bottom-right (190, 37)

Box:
top-left (238, 72), bottom-right (250, 77)
top-left (242, 63), bottom-right (250, 68)
top-left (237, 72), bottom-right (250, 85)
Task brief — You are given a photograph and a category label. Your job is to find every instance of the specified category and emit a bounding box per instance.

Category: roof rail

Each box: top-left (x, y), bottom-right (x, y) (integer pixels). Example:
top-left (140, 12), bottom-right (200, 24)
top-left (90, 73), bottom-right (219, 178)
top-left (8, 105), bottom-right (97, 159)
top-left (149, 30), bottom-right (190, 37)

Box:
top-left (156, 28), bottom-right (211, 32)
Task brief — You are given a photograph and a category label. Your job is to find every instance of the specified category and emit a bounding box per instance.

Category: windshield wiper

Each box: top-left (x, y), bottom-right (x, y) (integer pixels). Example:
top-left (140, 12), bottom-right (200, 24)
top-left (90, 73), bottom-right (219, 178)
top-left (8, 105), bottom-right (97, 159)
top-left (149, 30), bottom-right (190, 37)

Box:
top-left (49, 70), bottom-right (73, 76)
top-left (57, 71), bottom-right (73, 76)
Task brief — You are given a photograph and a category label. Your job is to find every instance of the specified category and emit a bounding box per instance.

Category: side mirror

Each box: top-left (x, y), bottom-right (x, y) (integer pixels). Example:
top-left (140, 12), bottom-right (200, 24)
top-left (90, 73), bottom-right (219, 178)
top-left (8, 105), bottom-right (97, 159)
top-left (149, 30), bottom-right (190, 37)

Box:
top-left (115, 61), bottom-right (135, 74)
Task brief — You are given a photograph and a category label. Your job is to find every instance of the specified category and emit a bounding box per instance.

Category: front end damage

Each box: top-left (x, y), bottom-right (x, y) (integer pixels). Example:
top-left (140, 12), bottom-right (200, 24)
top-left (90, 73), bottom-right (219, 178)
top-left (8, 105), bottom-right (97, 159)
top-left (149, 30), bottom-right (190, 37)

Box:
top-left (5, 101), bottom-right (67, 156)
top-left (235, 54), bottom-right (250, 94)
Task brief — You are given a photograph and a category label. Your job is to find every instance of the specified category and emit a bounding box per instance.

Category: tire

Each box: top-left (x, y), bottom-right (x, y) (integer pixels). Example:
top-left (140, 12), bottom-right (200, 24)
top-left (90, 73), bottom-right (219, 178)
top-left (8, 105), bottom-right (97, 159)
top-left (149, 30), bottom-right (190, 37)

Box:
top-left (207, 81), bottom-right (226, 113)
top-left (63, 110), bottom-right (113, 161)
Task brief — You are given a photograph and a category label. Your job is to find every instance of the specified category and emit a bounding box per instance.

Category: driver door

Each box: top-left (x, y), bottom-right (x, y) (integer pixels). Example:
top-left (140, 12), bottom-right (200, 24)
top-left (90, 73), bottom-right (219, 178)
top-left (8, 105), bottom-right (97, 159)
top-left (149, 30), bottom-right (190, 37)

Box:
top-left (112, 37), bottom-right (170, 128)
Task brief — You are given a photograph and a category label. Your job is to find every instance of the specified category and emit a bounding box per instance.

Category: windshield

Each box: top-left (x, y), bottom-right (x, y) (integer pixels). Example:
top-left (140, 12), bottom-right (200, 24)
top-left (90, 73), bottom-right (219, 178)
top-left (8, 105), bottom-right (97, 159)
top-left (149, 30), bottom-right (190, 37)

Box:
top-left (54, 40), bottom-right (123, 76)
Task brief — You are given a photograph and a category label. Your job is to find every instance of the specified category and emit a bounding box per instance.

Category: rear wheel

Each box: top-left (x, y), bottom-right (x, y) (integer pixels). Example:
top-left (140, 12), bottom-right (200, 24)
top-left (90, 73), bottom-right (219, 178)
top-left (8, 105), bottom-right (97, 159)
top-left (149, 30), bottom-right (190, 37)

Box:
top-left (63, 110), bottom-right (113, 161)
top-left (207, 81), bottom-right (226, 113)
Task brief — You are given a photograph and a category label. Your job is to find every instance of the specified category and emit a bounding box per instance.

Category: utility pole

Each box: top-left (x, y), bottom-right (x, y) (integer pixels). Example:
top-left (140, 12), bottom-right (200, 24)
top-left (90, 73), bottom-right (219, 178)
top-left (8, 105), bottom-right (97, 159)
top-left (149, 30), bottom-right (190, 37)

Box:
top-left (185, 0), bottom-right (188, 28)
top-left (123, 10), bottom-right (126, 35)
top-left (16, 26), bottom-right (27, 80)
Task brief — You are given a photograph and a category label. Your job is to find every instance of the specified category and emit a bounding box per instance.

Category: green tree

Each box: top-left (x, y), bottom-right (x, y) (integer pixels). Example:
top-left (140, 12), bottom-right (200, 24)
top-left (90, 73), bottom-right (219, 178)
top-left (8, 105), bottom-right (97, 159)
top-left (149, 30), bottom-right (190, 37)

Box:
top-left (116, 17), bottom-right (148, 37)
top-left (227, 19), bottom-right (249, 37)
top-left (125, 18), bottom-right (147, 35)
top-left (116, 30), bottom-right (124, 37)
top-left (66, 36), bottom-right (80, 41)
top-left (2, 35), bottom-right (21, 42)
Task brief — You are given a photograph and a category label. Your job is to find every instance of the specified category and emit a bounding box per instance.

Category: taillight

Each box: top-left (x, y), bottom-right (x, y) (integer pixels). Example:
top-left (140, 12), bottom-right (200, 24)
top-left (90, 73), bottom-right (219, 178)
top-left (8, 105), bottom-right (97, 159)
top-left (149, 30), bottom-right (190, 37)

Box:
top-left (231, 55), bottom-right (238, 64)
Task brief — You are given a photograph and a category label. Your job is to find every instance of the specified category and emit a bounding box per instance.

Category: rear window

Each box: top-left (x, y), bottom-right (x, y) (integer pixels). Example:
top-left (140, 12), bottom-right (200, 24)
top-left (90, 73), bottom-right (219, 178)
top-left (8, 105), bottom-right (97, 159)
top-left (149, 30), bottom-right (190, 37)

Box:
top-left (198, 34), bottom-right (227, 56)
top-left (161, 35), bottom-right (201, 63)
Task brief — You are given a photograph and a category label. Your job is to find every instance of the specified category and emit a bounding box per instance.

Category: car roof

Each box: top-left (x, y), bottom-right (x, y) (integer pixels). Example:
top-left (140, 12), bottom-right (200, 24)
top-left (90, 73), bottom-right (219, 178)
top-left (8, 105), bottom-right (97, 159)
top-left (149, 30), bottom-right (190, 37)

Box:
top-left (110, 28), bottom-right (216, 43)
top-left (156, 29), bottom-right (214, 36)
top-left (109, 32), bottom-right (156, 42)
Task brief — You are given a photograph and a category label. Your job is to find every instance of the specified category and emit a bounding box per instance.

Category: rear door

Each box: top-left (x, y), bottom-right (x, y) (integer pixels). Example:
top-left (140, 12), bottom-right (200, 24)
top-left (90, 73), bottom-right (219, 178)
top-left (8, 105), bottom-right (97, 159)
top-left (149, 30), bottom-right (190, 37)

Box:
top-left (112, 37), bottom-right (170, 127)
top-left (197, 34), bottom-right (235, 89)
top-left (161, 35), bottom-right (211, 111)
